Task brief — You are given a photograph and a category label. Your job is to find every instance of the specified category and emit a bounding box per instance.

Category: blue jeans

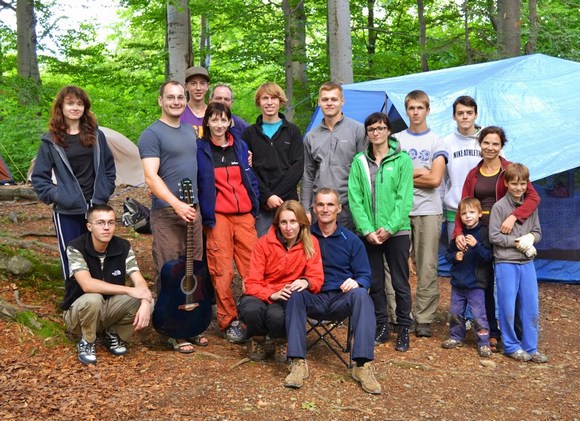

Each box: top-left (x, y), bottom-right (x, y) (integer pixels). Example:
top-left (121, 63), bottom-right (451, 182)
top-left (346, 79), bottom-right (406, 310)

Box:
top-left (449, 286), bottom-right (489, 346)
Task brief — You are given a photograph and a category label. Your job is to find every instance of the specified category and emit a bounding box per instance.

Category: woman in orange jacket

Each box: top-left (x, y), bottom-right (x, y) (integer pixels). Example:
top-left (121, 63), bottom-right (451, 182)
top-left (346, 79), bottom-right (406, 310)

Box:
top-left (238, 200), bottom-right (324, 363)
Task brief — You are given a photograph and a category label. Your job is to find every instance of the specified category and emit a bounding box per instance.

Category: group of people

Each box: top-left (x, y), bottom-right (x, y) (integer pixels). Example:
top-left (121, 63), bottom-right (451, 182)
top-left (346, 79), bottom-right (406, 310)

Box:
top-left (30, 67), bottom-right (547, 395)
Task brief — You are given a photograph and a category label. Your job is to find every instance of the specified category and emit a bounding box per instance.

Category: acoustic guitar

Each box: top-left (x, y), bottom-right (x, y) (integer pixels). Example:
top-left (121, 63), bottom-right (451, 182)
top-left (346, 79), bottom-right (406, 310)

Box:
top-left (152, 178), bottom-right (213, 339)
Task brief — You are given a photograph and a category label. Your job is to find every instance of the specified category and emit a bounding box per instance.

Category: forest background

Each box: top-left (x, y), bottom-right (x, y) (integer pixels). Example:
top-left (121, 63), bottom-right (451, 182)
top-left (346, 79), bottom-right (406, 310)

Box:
top-left (0, 0), bottom-right (579, 182)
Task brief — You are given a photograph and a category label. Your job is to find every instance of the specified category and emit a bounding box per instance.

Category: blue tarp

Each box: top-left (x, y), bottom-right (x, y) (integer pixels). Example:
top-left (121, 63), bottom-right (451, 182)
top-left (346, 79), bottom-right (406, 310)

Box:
top-left (308, 54), bottom-right (580, 283)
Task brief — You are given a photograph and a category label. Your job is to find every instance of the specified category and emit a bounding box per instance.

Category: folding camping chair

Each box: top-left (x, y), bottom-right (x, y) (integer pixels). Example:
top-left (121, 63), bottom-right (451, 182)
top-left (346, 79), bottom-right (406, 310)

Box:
top-left (306, 317), bottom-right (353, 368)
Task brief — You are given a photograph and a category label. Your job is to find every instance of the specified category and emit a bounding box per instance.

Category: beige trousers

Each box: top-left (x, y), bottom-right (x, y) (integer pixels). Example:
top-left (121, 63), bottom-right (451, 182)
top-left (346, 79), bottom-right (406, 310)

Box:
top-left (63, 293), bottom-right (141, 343)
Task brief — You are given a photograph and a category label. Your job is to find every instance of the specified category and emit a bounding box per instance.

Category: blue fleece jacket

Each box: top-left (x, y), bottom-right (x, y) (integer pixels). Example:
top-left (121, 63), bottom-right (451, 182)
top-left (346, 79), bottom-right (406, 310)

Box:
top-left (197, 135), bottom-right (259, 228)
top-left (445, 223), bottom-right (493, 289)
top-left (311, 223), bottom-right (372, 291)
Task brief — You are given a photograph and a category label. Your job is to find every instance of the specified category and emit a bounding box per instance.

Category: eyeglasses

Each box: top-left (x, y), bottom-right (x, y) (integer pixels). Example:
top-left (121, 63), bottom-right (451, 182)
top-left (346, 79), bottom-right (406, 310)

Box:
top-left (90, 220), bottom-right (116, 227)
top-left (367, 126), bottom-right (388, 134)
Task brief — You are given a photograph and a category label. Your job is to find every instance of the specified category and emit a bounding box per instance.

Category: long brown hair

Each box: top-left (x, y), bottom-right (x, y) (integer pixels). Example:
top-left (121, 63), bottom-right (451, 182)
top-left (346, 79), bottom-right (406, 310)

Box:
top-left (49, 86), bottom-right (97, 148)
top-left (273, 200), bottom-right (315, 259)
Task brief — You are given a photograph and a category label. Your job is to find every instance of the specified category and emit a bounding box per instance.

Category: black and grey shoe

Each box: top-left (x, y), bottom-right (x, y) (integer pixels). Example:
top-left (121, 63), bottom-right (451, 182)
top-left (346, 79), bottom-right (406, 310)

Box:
top-left (104, 328), bottom-right (128, 356)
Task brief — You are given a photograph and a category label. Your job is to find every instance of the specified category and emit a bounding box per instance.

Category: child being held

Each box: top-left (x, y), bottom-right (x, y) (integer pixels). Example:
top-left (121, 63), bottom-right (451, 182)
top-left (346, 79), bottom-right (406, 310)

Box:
top-left (489, 163), bottom-right (547, 363)
top-left (442, 197), bottom-right (493, 357)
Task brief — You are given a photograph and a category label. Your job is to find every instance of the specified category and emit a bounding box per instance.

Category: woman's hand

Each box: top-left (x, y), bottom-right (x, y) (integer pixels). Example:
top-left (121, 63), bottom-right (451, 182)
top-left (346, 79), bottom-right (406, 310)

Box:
top-left (376, 228), bottom-right (391, 243)
top-left (270, 284), bottom-right (293, 301)
top-left (289, 278), bottom-right (309, 292)
top-left (365, 232), bottom-right (383, 245)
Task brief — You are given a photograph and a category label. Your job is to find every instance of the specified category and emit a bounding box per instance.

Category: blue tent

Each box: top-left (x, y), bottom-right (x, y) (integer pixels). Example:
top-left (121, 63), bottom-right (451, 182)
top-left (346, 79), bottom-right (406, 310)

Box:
top-left (308, 54), bottom-right (580, 283)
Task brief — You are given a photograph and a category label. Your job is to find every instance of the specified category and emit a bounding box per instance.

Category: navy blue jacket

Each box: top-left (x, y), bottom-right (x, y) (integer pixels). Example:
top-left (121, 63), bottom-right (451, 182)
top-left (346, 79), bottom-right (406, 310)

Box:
top-left (31, 129), bottom-right (116, 214)
top-left (197, 135), bottom-right (259, 228)
top-left (445, 223), bottom-right (493, 289)
top-left (311, 223), bottom-right (372, 291)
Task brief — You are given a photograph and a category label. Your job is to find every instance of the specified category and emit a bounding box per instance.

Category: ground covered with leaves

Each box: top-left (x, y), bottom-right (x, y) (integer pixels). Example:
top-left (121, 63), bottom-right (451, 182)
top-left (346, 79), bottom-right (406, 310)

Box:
top-left (0, 188), bottom-right (578, 420)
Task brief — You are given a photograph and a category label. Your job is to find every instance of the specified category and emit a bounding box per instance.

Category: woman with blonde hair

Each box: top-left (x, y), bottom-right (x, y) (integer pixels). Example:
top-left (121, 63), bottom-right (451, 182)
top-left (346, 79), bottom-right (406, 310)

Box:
top-left (238, 200), bottom-right (324, 362)
top-left (31, 86), bottom-right (116, 281)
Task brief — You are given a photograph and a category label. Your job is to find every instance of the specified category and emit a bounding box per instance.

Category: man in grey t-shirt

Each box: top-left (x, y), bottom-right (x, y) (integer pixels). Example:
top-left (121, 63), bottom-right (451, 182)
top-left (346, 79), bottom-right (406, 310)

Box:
top-left (138, 81), bottom-right (202, 284)
top-left (138, 80), bottom-right (204, 353)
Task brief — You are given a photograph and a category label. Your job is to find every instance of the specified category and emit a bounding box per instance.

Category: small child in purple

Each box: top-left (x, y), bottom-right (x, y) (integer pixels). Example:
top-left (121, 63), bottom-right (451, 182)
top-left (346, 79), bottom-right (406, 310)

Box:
top-left (442, 197), bottom-right (493, 357)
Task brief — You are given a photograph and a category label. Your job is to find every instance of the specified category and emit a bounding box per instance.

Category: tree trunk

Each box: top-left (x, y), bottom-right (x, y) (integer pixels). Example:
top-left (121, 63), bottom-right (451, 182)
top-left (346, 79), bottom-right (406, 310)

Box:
top-left (462, 0), bottom-right (471, 64)
top-left (497, 0), bottom-right (521, 57)
top-left (200, 14), bottom-right (210, 68)
top-left (367, 0), bottom-right (377, 71)
top-left (283, 0), bottom-right (309, 128)
top-left (16, 0), bottom-right (40, 103)
top-left (525, 0), bottom-right (538, 54)
top-left (328, 0), bottom-right (353, 84)
top-left (417, 0), bottom-right (428, 71)
top-left (166, 0), bottom-right (193, 83)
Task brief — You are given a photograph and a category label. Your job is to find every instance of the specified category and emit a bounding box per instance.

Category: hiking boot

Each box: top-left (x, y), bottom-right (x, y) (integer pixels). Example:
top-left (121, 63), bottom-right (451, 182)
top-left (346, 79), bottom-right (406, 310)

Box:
top-left (530, 352), bottom-right (548, 363)
top-left (374, 323), bottom-right (390, 346)
top-left (247, 336), bottom-right (266, 361)
top-left (415, 323), bottom-right (432, 337)
top-left (478, 345), bottom-right (492, 357)
top-left (441, 338), bottom-right (464, 349)
top-left (104, 328), bottom-right (127, 356)
top-left (284, 358), bottom-right (309, 389)
top-left (264, 336), bottom-right (275, 356)
top-left (77, 338), bottom-right (97, 365)
top-left (351, 362), bottom-right (382, 394)
top-left (507, 349), bottom-right (532, 362)
top-left (224, 320), bottom-right (244, 343)
top-left (273, 339), bottom-right (287, 363)
top-left (395, 327), bottom-right (410, 352)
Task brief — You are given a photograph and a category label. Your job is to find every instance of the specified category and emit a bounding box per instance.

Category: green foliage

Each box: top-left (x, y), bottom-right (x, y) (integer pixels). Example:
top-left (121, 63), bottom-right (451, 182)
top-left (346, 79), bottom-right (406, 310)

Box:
top-left (535, 0), bottom-right (580, 61)
top-left (0, 0), bottom-right (579, 179)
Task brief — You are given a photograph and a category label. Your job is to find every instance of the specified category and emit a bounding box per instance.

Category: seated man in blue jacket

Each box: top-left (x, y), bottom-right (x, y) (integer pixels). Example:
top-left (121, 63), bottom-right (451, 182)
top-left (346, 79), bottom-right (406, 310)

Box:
top-left (284, 188), bottom-right (381, 394)
top-left (64, 204), bottom-right (153, 365)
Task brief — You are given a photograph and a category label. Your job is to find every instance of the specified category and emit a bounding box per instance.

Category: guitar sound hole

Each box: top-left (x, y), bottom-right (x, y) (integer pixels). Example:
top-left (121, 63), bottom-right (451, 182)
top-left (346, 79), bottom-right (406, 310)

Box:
top-left (181, 275), bottom-right (198, 295)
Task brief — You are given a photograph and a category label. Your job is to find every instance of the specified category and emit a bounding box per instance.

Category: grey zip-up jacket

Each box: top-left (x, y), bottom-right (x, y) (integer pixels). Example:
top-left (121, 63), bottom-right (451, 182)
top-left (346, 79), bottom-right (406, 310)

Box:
top-left (301, 115), bottom-right (366, 211)
top-left (31, 129), bottom-right (116, 214)
top-left (489, 193), bottom-right (542, 264)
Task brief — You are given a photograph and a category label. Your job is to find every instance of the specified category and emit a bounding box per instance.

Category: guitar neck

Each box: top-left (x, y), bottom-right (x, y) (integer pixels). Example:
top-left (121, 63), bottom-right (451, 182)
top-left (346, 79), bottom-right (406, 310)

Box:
top-left (186, 217), bottom-right (194, 276)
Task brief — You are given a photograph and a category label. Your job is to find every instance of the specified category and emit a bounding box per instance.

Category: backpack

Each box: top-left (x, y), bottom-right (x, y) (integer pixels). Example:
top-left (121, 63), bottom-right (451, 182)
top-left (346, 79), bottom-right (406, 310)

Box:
top-left (122, 197), bottom-right (151, 234)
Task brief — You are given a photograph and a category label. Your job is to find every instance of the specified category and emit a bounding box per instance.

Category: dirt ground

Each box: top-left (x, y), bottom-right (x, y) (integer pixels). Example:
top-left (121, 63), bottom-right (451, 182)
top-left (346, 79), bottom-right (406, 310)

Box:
top-left (0, 187), bottom-right (578, 420)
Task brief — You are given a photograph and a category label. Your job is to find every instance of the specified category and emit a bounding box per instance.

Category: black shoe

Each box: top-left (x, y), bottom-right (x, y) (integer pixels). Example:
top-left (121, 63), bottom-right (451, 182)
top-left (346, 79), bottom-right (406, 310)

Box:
top-left (104, 328), bottom-right (128, 355)
top-left (395, 327), bottom-right (409, 352)
top-left (415, 323), bottom-right (432, 337)
top-left (374, 323), bottom-right (390, 346)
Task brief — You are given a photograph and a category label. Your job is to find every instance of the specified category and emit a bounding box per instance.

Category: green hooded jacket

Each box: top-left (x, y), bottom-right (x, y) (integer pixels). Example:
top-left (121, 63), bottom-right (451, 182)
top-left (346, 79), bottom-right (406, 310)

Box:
top-left (348, 137), bottom-right (414, 236)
